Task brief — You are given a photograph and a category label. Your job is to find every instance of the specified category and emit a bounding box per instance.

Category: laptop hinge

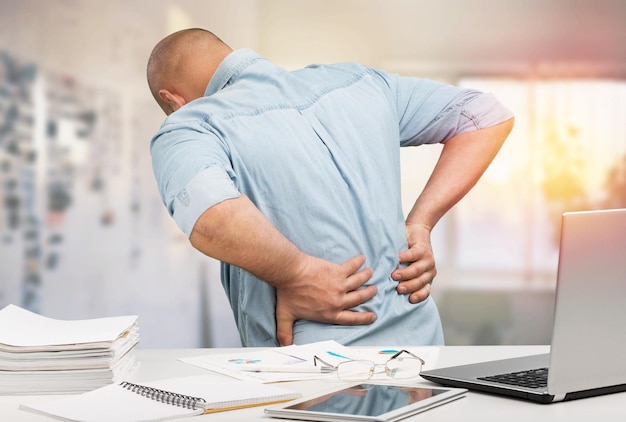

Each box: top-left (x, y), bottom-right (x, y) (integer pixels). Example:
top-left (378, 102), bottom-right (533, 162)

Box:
top-left (551, 393), bottom-right (566, 402)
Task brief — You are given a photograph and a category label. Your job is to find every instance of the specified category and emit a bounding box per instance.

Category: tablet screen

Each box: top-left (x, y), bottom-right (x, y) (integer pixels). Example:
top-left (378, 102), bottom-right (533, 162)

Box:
top-left (282, 384), bottom-right (446, 417)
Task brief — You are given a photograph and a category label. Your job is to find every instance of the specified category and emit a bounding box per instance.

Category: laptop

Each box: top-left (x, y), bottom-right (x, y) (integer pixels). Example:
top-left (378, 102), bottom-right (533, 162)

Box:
top-left (421, 208), bottom-right (626, 404)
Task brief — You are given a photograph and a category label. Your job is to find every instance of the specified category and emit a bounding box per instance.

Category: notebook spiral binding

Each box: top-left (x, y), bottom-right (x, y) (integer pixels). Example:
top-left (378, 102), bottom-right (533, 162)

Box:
top-left (120, 381), bottom-right (207, 410)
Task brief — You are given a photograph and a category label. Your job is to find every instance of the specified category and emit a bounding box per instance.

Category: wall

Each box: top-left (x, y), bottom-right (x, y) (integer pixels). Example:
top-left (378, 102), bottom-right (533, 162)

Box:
top-left (0, 0), bottom-right (246, 348)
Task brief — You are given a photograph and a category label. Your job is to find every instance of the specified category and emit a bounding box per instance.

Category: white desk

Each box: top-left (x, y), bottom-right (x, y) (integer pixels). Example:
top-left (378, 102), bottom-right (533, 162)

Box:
top-left (5, 345), bottom-right (626, 421)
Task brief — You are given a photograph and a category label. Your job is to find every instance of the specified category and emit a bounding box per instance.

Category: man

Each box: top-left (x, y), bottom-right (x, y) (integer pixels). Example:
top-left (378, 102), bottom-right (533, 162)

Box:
top-left (147, 28), bottom-right (514, 347)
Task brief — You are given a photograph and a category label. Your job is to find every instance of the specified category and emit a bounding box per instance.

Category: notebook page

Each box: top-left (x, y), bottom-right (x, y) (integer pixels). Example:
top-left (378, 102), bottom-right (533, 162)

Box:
top-left (20, 375), bottom-right (301, 421)
top-left (20, 383), bottom-right (202, 422)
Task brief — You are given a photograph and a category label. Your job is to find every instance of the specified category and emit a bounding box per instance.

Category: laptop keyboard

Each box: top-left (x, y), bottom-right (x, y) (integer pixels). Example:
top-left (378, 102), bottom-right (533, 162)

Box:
top-left (478, 367), bottom-right (549, 389)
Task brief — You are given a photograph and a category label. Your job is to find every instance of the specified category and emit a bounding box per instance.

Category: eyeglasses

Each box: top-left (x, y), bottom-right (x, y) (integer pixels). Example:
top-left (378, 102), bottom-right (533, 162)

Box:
top-left (313, 350), bottom-right (426, 381)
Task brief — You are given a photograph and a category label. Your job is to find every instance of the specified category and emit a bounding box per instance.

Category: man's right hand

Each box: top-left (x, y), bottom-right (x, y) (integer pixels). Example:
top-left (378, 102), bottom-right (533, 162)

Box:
top-left (189, 195), bottom-right (377, 346)
top-left (275, 254), bottom-right (377, 346)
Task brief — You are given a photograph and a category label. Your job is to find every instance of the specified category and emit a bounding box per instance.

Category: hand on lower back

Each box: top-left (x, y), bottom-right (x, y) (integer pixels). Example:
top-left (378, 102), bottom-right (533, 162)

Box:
top-left (391, 223), bottom-right (436, 304)
top-left (275, 254), bottom-right (377, 346)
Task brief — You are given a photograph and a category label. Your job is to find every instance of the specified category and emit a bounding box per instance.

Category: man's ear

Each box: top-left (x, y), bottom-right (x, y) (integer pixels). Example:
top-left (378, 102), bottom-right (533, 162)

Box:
top-left (158, 89), bottom-right (187, 114)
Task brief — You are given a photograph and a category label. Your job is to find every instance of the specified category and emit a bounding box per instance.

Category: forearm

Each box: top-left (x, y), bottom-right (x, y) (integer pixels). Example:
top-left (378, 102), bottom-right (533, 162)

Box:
top-left (189, 194), bottom-right (305, 287)
top-left (189, 194), bottom-right (377, 345)
top-left (406, 118), bottom-right (514, 230)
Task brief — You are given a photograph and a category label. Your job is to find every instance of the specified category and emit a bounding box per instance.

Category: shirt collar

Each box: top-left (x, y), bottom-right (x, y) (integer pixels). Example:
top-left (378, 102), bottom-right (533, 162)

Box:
top-left (204, 48), bottom-right (264, 97)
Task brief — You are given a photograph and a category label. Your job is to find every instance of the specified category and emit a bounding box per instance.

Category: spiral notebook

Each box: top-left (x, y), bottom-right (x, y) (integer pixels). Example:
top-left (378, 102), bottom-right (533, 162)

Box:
top-left (19, 375), bottom-right (301, 422)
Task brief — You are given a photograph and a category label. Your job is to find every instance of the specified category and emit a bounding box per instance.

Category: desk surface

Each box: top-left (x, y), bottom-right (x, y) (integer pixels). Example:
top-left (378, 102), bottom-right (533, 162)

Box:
top-left (5, 345), bottom-right (626, 421)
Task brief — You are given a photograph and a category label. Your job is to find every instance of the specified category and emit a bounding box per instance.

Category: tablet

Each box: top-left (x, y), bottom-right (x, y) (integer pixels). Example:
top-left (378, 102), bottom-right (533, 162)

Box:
top-left (264, 382), bottom-right (466, 422)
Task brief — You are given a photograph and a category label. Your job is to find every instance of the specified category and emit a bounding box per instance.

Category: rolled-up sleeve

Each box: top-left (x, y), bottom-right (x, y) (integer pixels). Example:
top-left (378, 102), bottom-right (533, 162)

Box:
top-left (455, 92), bottom-right (515, 134)
top-left (170, 166), bottom-right (240, 236)
top-left (150, 121), bottom-right (241, 237)
top-left (401, 87), bottom-right (514, 146)
top-left (408, 90), bottom-right (514, 145)
top-left (373, 70), bottom-right (513, 147)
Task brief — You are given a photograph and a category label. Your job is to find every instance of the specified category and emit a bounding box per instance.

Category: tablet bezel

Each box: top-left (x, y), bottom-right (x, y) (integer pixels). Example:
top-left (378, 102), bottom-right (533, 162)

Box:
top-left (264, 382), bottom-right (466, 422)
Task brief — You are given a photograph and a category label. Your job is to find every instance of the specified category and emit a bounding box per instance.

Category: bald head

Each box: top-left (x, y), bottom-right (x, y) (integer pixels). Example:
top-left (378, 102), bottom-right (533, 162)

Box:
top-left (147, 28), bottom-right (233, 115)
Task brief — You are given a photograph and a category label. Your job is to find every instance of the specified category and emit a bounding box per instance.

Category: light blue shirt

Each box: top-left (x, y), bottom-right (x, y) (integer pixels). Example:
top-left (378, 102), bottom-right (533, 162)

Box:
top-left (151, 49), bottom-right (513, 347)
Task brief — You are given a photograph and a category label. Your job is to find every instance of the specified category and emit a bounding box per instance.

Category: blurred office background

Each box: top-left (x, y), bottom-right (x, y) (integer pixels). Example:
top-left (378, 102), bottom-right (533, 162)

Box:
top-left (1, 0), bottom-right (625, 348)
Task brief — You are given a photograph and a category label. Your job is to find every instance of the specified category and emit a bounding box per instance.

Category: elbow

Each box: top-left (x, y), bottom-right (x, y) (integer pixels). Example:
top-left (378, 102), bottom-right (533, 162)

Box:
top-left (189, 208), bottom-right (217, 252)
top-left (503, 116), bottom-right (515, 134)
top-left (499, 116), bottom-right (515, 146)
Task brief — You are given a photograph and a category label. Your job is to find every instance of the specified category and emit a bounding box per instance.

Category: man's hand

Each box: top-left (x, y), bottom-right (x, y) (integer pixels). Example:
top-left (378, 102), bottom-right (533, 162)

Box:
top-left (275, 254), bottom-right (377, 346)
top-left (188, 195), bottom-right (378, 347)
top-left (393, 118), bottom-right (514, 304)
top-left (390, 224), bottom-right (436, 304)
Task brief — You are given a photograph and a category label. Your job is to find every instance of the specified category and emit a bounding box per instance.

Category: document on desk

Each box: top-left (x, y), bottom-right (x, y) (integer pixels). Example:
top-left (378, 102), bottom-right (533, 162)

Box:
top-left (179, 340), bottom-right (342, 382)
top-left (179, 340), bottom-right (439, 383)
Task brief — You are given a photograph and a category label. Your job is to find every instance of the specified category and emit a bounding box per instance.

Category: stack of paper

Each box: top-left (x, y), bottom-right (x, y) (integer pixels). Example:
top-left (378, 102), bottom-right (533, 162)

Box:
top-left (0, 304), bottom-right (139, 395)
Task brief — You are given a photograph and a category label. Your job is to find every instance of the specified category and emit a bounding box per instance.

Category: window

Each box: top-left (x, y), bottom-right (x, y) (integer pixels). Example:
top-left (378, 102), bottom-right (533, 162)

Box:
top-left (442, 78), bottom-right (626, 286)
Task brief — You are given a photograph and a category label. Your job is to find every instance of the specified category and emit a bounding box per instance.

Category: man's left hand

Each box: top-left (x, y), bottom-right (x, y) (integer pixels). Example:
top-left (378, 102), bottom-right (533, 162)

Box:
top-left (391, 223), bottom-right (436, 303)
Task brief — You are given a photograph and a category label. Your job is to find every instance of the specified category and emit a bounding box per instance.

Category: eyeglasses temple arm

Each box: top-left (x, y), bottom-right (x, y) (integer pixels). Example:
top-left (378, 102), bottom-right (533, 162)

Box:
top-left (313, 355), bottom-right (338, 370)
top-left (390, 349), bottom-right (426, 365)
